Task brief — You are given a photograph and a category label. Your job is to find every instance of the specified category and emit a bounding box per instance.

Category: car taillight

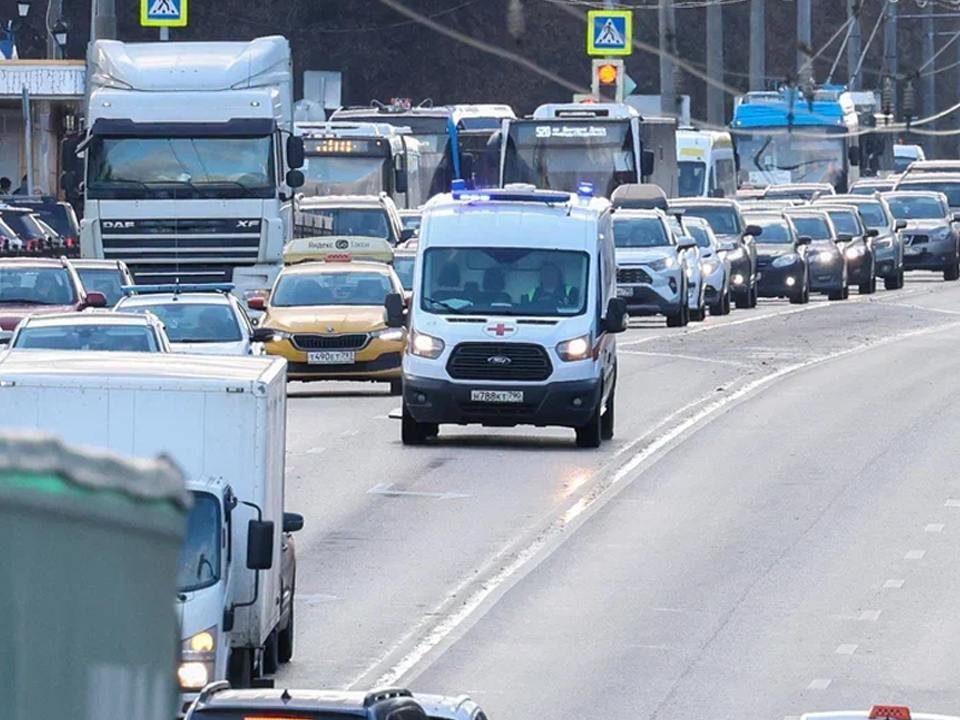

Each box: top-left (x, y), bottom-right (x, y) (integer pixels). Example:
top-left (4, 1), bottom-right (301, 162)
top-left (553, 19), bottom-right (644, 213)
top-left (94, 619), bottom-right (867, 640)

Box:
top-left (65, 236), bottom-right (76, 247)
top-left (25, 239), bottom-right (36, 253)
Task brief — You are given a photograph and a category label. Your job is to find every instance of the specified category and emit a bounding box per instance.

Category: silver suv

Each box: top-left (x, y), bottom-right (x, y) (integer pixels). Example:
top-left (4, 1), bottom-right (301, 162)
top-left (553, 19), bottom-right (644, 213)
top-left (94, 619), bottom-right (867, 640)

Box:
top-left (883, 191), bottom-right (960, 280)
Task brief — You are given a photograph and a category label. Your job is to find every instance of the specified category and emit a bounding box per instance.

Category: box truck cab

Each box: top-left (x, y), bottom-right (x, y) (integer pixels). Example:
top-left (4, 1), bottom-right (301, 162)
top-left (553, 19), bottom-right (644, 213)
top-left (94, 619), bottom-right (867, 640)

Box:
top-left (676, 128), bottom-right (737, 198)
top-left (401, 182), bottom-right (627, 448)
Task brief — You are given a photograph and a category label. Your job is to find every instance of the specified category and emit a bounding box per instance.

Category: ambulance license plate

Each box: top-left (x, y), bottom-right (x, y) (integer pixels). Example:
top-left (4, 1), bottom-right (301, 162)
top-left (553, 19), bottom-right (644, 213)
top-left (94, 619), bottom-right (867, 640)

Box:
top-left (308, 351), bottom-right (355, 364)
top-left (471, 390), bottom-right (524, 403)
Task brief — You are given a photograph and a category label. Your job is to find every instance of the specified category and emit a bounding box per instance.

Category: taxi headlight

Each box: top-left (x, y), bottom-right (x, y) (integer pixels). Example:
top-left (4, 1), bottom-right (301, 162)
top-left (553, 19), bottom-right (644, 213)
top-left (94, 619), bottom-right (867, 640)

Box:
top-left (844, 245), bottom-right (866, 259)
top-left (556, 334), bottom-right (592, 362)
top-left (409, 329), bottom-right (444, 359)
top-left (374, 327), bottom-right (405, 342)
top-left (177, 661), bottom-right (211, 690)
top-left (771, 253), bottom-right (799, 268)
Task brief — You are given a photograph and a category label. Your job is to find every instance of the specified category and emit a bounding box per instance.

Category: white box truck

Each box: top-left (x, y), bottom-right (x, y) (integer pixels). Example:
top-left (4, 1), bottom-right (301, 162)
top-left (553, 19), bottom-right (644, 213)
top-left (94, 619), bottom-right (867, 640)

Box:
top-left (80, 36), bottom-right (306, 299)
top-left (0, 352), bottom-right (300, 703)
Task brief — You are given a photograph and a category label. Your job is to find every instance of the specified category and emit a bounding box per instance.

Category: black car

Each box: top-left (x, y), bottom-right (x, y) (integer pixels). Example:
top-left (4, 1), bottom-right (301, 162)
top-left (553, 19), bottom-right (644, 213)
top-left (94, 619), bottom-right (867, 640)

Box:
top-left (821, 206), bottom-right (877, 294)
top-left (3, 197), bottom-right (80, 253)
top-left (0, 206), bottom-right (57, 255)
top-left (784, 208), bottom-right (849, 300)
top-left (668, 198), bottom-right (761, 309)
top-left (742, 211), bottom-right (810, 304)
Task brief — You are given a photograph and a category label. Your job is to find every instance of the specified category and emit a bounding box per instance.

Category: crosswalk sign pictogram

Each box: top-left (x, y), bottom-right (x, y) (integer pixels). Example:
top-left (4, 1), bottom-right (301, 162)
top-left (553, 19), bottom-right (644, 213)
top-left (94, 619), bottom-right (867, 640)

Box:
top-left (586, 10), bottom-right (632, 56)
top-left (141, 0), bottom-right (188, 27)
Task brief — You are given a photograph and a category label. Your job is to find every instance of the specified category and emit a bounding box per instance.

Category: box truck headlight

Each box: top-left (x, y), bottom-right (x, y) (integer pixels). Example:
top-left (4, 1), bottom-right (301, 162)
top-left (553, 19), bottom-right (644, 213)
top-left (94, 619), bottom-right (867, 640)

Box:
top-left (179, 626), bottom-right (217, 689)
top-left (177, 661), bottom-right (211, 690)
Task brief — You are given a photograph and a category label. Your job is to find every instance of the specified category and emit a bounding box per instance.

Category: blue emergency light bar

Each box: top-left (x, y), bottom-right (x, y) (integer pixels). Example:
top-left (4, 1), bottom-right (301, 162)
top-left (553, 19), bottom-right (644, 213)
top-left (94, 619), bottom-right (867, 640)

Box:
top-left (121, 282), bottom-right (235, 295)
top-left (451, 180), bottom-right (573, 204)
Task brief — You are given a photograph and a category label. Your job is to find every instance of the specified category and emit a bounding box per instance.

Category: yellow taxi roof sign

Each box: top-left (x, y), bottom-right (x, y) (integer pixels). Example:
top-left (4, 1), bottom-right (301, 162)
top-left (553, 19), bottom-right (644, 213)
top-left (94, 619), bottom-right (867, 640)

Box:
top-left (283, 236), bottom-right (395, 265)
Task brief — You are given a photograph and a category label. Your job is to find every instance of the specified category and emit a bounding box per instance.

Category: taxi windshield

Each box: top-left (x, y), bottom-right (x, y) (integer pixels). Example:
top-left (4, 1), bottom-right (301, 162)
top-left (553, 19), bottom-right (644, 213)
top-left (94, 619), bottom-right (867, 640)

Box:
top-left (13, 324), bottom-right (158, 351)
top-left (121, 302), bottom-right (241, 342)
top-left (297, 208), bottom-right (392, 241)
top-left (420, 247), bottom-right (588, 317)
top-left (273, 271), bottom-right (394, 307)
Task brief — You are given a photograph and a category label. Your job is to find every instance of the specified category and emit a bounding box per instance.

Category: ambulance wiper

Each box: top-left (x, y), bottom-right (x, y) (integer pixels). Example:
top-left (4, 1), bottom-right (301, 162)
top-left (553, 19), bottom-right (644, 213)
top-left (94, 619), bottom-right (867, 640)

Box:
top-left (423, 296), bottom-right (466, 314)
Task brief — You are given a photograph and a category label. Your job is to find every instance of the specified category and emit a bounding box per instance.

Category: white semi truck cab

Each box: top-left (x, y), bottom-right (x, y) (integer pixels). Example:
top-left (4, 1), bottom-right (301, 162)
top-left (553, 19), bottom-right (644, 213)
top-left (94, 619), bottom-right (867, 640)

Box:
top-left (80, 36), bottom-right (305, 300)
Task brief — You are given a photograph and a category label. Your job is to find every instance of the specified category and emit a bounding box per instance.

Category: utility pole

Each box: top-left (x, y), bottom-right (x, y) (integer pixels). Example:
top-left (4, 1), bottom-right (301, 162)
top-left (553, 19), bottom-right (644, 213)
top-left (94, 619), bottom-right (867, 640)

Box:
top-left (90, 0), bottom-right (117, 43)
top-left (797, 0), bottom-right (812, 79)
top-left (846, 0), bottom-right (861, 90)
top-left (658, 0), bottom-right (677, 117)
top-left (748, 0), bottom-right (765, 91)
top-left (883, 0), bottom-right (898, 109)
top-left (706, 0), bottom-right (724, 125)
top-left (920, 1), bottom-right (935, 147)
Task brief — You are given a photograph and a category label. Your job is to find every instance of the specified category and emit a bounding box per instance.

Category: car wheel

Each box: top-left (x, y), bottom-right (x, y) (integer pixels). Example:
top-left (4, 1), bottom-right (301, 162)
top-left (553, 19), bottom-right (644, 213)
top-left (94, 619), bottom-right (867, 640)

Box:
top-left (858, 276), bottom-right (876, 294)
top-left (575, 402), bottom-right (603, 448)
top-left (401, 403), bottom-right (435, 445)
top-left (789, 283), bottom-right (809, 304)
top-left (600, 383), bottom-right (615, 441)
top-left (828, 286), bottom-right (845, 301)
top-left (944, 255), bottom-right (960, 281)
top-left (709, 288), bottom-right (730, 316)
top-left (690, 302), bottom-right (705, 322)
top-left (389, 378), bottom-right (403, 396)
top-left (884, 270), bottom-right (904, 290)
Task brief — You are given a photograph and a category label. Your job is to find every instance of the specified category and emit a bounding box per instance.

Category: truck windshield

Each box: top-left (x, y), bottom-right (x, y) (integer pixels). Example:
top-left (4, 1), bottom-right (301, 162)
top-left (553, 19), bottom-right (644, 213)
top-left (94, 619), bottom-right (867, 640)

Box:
top-left (503, 120), bottom-right (636, 197)
top-left (678, 161), bottom-right (706, 197)
top-left (86, 135), bottom-right (275, 200)
top-left (735, 130), bottom-right (846, 188)
top-left (421, 247), bottom-right (589, 317)
top-left (301, 155), bottom-right (387, 197)
top-left (178, 493), bottom-right (221, 593)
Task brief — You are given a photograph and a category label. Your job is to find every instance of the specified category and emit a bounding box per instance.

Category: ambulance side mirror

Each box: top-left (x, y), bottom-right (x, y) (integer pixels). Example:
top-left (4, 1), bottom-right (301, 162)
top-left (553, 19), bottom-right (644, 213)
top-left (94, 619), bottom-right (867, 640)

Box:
top-left (384, 292), bottom-right (404, 328)
top-left (604, 297), bottom-right (628, 334)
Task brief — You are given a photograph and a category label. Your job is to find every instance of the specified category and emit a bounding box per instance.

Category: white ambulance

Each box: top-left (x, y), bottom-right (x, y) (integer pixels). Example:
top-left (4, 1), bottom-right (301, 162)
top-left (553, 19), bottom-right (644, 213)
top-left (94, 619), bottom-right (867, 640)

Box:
top-left (400, 183), bottom-right (627, 448)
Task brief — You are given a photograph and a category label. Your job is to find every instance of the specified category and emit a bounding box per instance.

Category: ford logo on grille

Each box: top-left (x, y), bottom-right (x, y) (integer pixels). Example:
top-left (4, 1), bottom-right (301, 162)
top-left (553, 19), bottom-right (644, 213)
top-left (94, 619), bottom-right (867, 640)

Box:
top-left (487, 355), bottom-right (512, 365)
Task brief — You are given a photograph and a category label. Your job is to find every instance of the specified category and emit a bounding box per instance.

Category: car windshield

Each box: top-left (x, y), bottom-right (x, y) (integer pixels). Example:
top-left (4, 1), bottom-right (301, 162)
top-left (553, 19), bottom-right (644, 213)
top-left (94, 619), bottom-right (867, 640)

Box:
top-left (296, 208), bottom-right (392, 241)
top-left (86, 135), bottom-right (276, 200)
top-left (686, 224), bottom-right (713, 249)
top-left (393, 256), bottom-right (416, 291)
top-left (850, 182), bottom-right (892, 195)
top-left (675, 205), bottom-right (742, 236)
top-left (789, 215), bottom-right (833, 240)
top-left (121, 302), bottom-right (241, 342)
top-left (272, 271), bottom-right (393, 307)
top-left (301, 155), bottom-right (387, 196)
top-left (832, 201), bottom-right (887, 229)
top-left (746, 217), bottom-right (793, 244)
top-left (76, 268), bottom-right (126, 307)
top-left (886, 196), bottom-right (946, 220)
top-left (421, 247), bottom-right (589, 317)
top-left (825, 211), bottom-right (861, 236)
top-left (897, 182), bottom-right (960, 207)
top-left (12, 323), bottom-right (158, 351)
top-left (0, 267), bottom-right (75, 304)
top-left (613, 217), bottom-right (671, 248)
top-left (177, 492), bottom-right (221, 593)
top-left (678, 161), bottom-right (706, 197)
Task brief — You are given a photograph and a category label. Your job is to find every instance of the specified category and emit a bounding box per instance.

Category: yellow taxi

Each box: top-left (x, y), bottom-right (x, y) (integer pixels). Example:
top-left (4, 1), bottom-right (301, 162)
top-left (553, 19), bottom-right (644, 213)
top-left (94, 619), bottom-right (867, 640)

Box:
top-left (250, 236), bottom-right (407, 393)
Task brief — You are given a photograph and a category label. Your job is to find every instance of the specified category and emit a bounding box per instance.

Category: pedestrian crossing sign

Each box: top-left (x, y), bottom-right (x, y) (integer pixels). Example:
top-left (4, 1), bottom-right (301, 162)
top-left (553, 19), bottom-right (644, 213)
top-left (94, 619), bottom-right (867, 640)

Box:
top-left (141, 0), bottom-right (188, 27)
top-left (587, 10), bottom-right (632, 56)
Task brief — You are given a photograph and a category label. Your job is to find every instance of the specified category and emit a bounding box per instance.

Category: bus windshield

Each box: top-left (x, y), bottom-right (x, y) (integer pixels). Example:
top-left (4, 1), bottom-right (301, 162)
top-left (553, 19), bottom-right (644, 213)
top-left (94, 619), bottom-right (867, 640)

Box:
top-left (302, 155), bottom-right (387, 196)
top-left (735, 130), bottom-right (846, 189)
top-left (503, 120), bottom-right (636, 197)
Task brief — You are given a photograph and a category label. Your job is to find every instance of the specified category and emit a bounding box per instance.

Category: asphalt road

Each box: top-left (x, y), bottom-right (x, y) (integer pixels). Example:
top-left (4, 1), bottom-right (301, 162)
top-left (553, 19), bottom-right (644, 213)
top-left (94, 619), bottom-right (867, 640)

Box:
top-left (278, 273), bottom-right (960, 719)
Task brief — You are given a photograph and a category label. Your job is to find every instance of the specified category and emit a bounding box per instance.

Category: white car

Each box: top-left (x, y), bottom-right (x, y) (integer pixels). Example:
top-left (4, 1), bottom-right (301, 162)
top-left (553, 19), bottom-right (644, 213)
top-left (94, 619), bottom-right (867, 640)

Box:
top-left (9, 311), bottom-right (170, 352)
top-left (683, 216), bottom-right (731, 315)
top-left (115, 284), bottom-right (261, 356)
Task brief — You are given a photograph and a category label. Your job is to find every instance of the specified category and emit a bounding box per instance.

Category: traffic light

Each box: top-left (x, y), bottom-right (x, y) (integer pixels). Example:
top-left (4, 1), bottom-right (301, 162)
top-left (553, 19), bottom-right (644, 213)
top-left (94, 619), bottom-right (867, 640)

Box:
top-left (592, 58), bottom-right (624, 102)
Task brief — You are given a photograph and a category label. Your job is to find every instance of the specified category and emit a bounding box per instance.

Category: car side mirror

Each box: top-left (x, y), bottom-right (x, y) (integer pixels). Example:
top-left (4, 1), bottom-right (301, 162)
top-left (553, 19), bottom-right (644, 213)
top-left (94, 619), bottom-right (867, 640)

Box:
top-left (952, 212), bottom-right (960, 223)
top-left (384, 292), bottom-right (404, 328)
top-left (796, 236), bottom-right (812, 246)
top-left (400, 228), bottom-right (415, 242)
top-left (895, 219), bottom-right (907, 230)
top-left (286, 135), bottom-right (305, 169)
top-left (866, 228), bottom-right (879, 237)
top-left (743, 224), bottom-right (762, 238)
top-left (709, 187), bottom-right (725, 198)
top-left (836, 233), bottom-right (853, 243)
top-left (285, 169), bottom-right (304, 189)
top-left (676, 237), bottom-right (697, 250)
top-left (250, 327), bottom-right (279, 343)
top-left (247, 296), bottom-right (266, 311)
top-left (604, 297), bottom-right (628, 334)
top-left (246, 520), bottom-right (274, 570)
top-left (641, 149), bottom-right (655, 178)
top-left (84, 291), bottom-right (108, 309)
top-left (283, 512), bottom-right (304, 533)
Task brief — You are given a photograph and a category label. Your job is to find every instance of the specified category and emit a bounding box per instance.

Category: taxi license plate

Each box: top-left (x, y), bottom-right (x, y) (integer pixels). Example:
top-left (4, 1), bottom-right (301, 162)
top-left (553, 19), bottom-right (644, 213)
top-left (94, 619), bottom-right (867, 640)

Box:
top-left (616, 286), bottom-right (633, 298)
top-left (307, 351), bottom-right (355, 364)
top-left (471, 390), bottom-right (524, 403)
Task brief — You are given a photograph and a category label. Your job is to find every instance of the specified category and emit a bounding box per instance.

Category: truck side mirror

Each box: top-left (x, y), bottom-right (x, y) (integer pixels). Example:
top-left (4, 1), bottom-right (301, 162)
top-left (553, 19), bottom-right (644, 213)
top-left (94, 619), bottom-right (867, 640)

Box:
top-left (604, 297), bottom-right (628, 334)
top-left (384, 292), bottom-right (404, 328)
top-left (641, 149), bottom-right (655, 178)
top-left (283, 512), bottom-right (304, 533)
top-left (246, 520), bottom-right (274, 570)
top-left (394, 155), bottom-right (408, 194)
top-left (285, 169), bottom-right (304, 189)
top-left (286, 135), bottom-right (305, 169)
top-left (848, 145), bottom-right (860, 167)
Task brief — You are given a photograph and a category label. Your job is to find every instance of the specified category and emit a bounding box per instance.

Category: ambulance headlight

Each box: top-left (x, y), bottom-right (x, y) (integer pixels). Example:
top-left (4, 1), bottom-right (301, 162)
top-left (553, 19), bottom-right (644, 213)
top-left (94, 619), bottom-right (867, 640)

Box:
top-left (409, 329), bottom-right (445, 358)
top-left (556, 334), bottom-right (592, 362)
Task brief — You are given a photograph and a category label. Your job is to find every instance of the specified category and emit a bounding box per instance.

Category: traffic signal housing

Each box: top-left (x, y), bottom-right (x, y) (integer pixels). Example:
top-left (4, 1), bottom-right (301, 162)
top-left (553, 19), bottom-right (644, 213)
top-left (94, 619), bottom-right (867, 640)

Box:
top-left (592, 58), bottom-right (624, 103)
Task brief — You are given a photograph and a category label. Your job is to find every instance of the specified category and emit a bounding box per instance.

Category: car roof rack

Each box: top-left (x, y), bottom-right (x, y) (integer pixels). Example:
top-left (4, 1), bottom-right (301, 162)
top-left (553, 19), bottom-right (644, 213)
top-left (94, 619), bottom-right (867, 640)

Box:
top-left (363, 688), bottom-right (414, 707)
top-left (121, 282), bottom-right (235, 296)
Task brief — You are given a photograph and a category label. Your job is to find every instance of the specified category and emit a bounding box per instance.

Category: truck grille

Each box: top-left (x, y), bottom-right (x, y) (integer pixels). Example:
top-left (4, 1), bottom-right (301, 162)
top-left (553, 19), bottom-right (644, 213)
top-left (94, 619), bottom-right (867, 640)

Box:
top-left (292, 333), bottom-right (369, 350)
top-left (447, 342), bottom-right (552, 382)
top-left (617, 267), bottom-right (652, 284)
top-left (99, 218), bottom-right (262, 283)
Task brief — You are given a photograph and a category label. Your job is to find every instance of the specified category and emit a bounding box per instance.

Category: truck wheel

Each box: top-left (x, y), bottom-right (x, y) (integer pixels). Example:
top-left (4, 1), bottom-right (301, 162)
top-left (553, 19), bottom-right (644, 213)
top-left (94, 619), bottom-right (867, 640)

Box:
top-left (401, 403), bottom-right (435, 445)
top-left (389, 378), bottom-right (403, 396)
top-left (600, 384), bottom-right (615, 441)
top-left (262, 631), bottom-right (279, 676)
top-left (278, 598), bottom-right (294, 663)
top-left (228, 648), bottom-right (253, 688)
top-left (575, 402), bottom-right (603, 449)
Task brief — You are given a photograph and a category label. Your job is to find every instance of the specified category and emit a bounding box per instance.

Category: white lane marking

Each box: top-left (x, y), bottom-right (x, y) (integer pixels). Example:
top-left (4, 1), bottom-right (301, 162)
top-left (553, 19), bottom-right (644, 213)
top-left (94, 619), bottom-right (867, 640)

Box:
top-left (619, 349), bottom-right (753, 368)
top-left (883, 301), bottom-right (960, 316)
top-left (945, 499), bottom-right (960, 507)
top-left (836, 644), bottom-right (858, 655)
top-left (354, 318), bottom-right (960, 689)
top-left (340, 429), bottom-right (359, 437)
top-left (305, 446), bottom-right (326, 455)
top-left (807, 678), bottom-right (832, 690)
top-left (884, 578), bottom-right (905, 589)
top-left (858, 609), bottom-right (882, 621)
top-left (367, 482), bottom-right (471, 500)
top-left (905, 549), bottom-right (926, 560)
top-left (296, 593), bottom-right (340, 603)
top-left (925, 523), bottom-right (945, 533)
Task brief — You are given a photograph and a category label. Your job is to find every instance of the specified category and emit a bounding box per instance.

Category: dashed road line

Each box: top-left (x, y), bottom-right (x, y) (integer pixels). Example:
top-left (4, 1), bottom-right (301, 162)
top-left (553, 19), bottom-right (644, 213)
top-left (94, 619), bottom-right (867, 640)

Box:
top-left (858, 609), bottom-right (882, 621)
top-left (925, 523), bottom-right (945, 533)
top-left (835, 644), bottom-right (858, 655)
top-left (807, 678), bottom-right (832, 690)
top-left (883, 578), bottom-right (905, 589)
top-left (904, 549), bottom-right (926, 560)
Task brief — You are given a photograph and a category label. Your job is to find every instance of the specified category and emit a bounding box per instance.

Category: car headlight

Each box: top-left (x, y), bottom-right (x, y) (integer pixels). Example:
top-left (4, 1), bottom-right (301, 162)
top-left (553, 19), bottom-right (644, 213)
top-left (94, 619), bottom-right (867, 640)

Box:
top-left (812, 251), bottom-right (836, 264)
top-left (933, 227), bottom-right (953, 241)
top-left (701, 259), bottom-right (720, 275)
top-left (259, 328), bottom-right (291, 342)
top-left (374, 327), bottom-right (405, 342)
top-left (179, 626), bottom-right (217, 690)
top-left (771, 253), bottom-right (799, 268)
top-left (648, 256), bottom-right (676, 271)
top-left (844, 245), bottom-right (866, 259)
top-left (556, 334), bottom-right (592, 362)
top-left (409, 329), bottom-right (444, 358)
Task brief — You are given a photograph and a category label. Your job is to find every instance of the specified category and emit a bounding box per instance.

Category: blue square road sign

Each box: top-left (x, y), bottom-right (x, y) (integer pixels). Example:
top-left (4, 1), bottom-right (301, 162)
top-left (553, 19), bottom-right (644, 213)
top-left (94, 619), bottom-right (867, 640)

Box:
top-left (587, 10), bottom-right (632, 56)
